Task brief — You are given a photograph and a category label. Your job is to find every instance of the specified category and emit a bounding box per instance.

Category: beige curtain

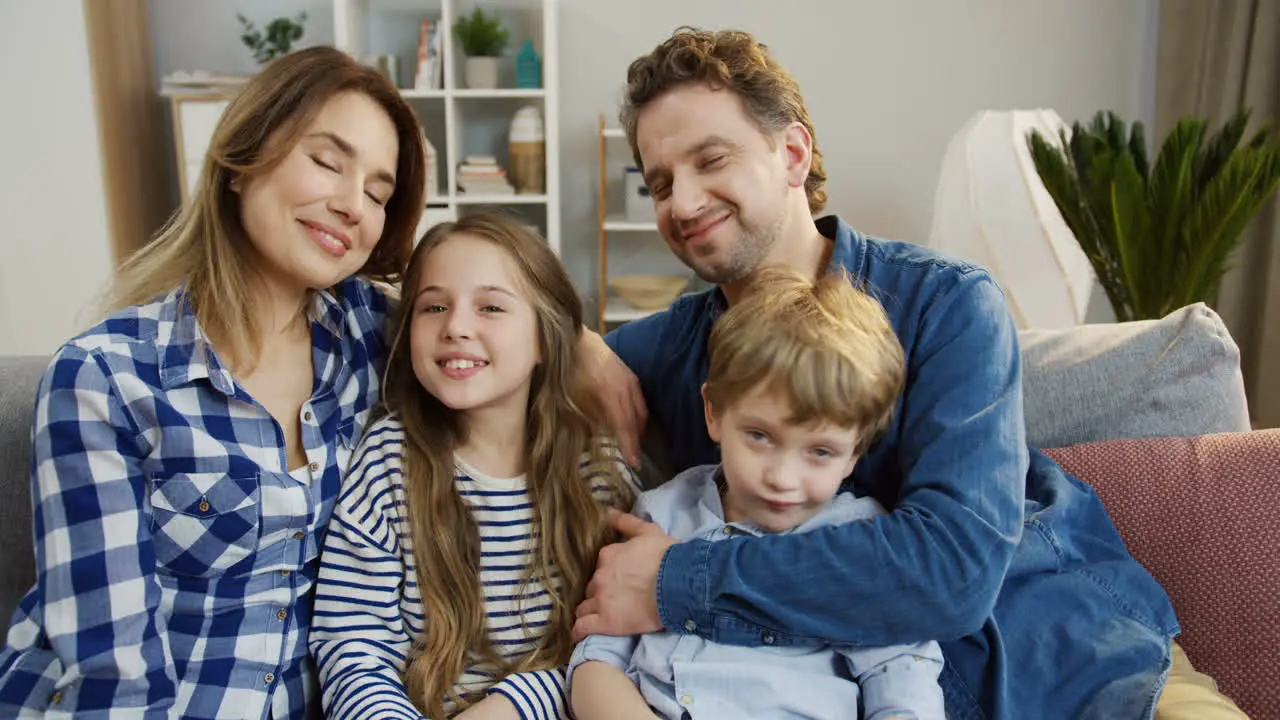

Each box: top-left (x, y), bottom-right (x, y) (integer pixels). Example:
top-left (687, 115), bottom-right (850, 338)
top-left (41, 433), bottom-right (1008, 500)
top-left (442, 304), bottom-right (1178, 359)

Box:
top-left (1156, 0), bottom-right (1280, 428)
top-left (82, 0), bottom-right (170, 265)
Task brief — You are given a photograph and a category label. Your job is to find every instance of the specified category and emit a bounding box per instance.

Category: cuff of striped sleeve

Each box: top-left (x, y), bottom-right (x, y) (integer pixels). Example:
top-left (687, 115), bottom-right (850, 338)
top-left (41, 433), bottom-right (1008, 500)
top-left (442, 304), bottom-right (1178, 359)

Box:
top-left (488, 670), bottom-right (567, 720)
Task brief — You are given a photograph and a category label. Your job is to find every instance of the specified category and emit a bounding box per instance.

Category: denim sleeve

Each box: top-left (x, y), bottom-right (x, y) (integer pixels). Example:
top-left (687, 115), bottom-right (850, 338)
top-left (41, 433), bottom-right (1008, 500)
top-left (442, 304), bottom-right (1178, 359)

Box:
top-left (603, 314), bottom-right (664, 396)
top-left (656, 274), bottom-right (1027, 646)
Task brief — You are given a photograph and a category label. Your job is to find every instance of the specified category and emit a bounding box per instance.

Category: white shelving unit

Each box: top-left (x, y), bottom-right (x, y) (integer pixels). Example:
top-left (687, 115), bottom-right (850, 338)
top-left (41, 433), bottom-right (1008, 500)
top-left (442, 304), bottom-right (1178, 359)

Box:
top-left (596, 114), bottom-right (668, 329)
top-left (333, 0), bottom-right (561, 254)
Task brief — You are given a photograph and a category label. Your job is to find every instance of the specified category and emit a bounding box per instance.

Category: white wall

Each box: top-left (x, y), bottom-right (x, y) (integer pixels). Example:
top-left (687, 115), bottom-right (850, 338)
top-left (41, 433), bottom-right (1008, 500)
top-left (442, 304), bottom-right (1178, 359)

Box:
top-left (0, 2), bottom-right (113, 356)
top-left (149, 0), bottom-right (335, 83)
top-left (147, 0), bottom-right (1155, 316)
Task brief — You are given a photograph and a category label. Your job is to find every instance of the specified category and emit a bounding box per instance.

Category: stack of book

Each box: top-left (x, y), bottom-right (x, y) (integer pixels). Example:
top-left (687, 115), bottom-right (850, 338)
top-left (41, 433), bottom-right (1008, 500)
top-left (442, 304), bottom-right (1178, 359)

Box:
top-left (456, 156), bottom-right (514, 196)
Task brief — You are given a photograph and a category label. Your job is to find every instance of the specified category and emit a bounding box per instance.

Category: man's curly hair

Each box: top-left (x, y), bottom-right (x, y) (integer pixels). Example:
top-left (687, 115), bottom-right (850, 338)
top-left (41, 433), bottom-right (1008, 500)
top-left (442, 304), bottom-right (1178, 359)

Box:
top-left (620, 27), bottom-right (828, 215)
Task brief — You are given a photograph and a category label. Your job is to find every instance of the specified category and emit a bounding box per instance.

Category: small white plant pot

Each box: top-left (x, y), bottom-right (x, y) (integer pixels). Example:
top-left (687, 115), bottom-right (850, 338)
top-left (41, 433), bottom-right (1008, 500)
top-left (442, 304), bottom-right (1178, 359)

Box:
top-left (464, 56), bottom-right (499, 89)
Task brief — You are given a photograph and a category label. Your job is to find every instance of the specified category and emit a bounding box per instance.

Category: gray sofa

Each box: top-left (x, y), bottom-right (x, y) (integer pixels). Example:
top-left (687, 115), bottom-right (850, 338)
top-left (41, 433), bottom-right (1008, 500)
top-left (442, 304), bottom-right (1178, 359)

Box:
top-left (0, 303), bottom-right (1252, 627)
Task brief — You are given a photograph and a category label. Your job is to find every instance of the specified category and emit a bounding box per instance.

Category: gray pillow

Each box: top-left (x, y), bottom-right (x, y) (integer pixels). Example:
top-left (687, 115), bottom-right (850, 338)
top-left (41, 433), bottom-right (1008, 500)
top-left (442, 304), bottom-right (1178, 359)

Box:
top-left (1019, 303), bottom-right (1251, 449)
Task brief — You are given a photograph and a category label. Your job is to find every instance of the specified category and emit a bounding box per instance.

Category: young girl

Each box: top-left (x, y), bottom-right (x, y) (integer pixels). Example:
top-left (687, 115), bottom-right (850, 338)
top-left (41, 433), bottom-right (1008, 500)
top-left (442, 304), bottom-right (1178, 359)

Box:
top-left (309, 211), bottom-right (636, 720)
top-left (0, 47), bottom-right (424, 719)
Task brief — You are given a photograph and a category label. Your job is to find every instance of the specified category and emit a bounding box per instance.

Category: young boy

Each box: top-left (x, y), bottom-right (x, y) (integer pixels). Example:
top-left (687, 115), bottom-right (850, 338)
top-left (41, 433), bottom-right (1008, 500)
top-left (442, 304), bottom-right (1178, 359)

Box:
top-left (568, 265), bottom-right (945, 720)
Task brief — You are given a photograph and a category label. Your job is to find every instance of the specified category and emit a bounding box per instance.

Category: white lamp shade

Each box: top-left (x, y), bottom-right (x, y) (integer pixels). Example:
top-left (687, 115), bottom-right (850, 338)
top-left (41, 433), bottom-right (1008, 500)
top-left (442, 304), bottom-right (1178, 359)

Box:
top-left (928, 109), bottom-right (1095, 330)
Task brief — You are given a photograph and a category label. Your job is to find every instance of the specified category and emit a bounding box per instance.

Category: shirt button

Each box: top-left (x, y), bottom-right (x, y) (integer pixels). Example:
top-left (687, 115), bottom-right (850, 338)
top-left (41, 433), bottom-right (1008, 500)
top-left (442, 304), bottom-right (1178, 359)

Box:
top-left (197, 499), bottom-right (210, 513)
top-left (303, 410), bottom-right (313, 422)
top-left (762, 632), bottom-right (776, 644)
top-left (683, 619), bottom-right (697, 632)
top-left (680, 694), bottom-right (693, 705)
top-left (279, 569), bottom-right (290, 577)
top-left (276, 608), bottom-right (288, 621)
top-left (263, 672), bottom-right (275, 685)
top-left (50, 690), bottom-right (62, 704)
top-left (293, 531), bottom-right (305, 540)
top-left (309, 461), bottom-right (320, 472)
top-left (722, 526), bottom-right (732, 535)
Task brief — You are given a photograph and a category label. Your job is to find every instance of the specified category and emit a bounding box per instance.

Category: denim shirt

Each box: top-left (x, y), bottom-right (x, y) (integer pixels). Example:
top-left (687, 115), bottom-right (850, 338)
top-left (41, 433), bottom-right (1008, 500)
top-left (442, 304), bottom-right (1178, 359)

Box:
top-left (569, 464), bottom-right (945, 720)
top-left (604, 215), bottom-right (1179, 720)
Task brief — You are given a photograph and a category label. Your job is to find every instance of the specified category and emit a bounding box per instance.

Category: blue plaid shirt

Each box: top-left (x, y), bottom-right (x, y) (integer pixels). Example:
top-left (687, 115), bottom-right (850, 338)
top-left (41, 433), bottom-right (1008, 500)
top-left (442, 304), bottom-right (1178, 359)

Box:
top-left (0, 276), bottom-right (391, 720)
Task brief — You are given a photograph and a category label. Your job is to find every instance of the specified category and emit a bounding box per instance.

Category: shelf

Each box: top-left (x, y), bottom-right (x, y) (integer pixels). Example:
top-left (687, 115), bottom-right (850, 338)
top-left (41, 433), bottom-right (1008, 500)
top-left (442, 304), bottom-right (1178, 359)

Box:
top-left (602, 127), bottom-right (625, 139)
top-left (401, 88), bottom-right (447, 98)
top-left (454, 193), bottom-right (548, 205)
top-left (333, 0), bottom-right (561, 256)
top-left (603, 215), bottom-right (657, 232)
top-left (401, 88), bottom-right (544, 99)
top-left (603, 296), bottom-right (662, 322)
top-left (452, 88), bottom-right (546, 99)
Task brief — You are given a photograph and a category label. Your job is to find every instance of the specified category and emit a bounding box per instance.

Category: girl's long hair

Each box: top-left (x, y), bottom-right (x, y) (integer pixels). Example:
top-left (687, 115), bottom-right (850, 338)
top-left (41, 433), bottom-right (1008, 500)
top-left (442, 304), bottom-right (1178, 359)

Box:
top-left (108, 46), bottom-right (425, 371)
top-left (382, 211), bottom-right (633, 716)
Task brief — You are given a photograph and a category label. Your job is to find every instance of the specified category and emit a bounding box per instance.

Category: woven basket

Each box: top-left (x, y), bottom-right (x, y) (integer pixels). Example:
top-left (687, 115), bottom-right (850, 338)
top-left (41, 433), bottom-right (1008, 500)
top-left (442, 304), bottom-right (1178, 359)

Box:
top-left (609, 274), bottom-right (688, 310)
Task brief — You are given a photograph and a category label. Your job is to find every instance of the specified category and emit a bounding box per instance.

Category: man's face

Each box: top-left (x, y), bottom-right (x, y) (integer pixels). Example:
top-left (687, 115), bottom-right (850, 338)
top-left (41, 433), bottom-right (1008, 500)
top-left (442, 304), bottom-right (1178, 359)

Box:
top-left (634, 84), bottom-right (791, 286)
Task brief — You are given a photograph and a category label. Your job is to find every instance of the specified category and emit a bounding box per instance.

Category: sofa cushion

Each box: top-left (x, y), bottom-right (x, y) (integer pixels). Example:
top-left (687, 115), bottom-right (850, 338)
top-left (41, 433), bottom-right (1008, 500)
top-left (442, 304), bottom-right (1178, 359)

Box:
top-left (1019, 303), bottom-right (1251, 449)
top-left (1044, 430), bottom-right (1280, 720)
top-left (0, 355), bottom-right (46, 626)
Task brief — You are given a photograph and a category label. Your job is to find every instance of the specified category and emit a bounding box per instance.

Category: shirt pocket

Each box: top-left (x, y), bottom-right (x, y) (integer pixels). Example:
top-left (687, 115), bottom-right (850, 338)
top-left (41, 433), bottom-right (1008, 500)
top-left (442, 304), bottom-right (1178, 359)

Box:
top-left (149, 472), bottom-right (261, 578)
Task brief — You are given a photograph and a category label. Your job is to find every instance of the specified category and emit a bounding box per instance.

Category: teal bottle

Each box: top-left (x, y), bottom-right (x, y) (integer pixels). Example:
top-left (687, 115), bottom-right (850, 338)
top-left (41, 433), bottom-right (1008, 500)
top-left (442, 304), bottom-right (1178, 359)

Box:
top-left (516, 39), bottom-right (541, 89)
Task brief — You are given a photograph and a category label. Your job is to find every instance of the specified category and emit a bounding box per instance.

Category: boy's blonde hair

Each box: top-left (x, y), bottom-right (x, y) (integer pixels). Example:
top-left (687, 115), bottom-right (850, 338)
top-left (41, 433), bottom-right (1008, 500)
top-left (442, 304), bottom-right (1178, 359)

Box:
top-left (705, 265), bottom-right (905, 453)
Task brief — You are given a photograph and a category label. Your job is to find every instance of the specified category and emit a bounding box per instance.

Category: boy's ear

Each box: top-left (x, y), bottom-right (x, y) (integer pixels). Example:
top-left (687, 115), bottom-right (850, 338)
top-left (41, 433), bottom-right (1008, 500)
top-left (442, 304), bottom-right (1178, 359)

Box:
top-left (701, 383), bottom-right (722, 442)
top-left (842, 453), bottom-right (859, 481)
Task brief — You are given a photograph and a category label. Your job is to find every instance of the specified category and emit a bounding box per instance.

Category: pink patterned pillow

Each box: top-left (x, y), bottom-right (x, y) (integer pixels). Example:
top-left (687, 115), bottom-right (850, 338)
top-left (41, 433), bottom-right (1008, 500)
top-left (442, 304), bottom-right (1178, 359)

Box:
top-left (1044, 430), bottom-right (1280, 719)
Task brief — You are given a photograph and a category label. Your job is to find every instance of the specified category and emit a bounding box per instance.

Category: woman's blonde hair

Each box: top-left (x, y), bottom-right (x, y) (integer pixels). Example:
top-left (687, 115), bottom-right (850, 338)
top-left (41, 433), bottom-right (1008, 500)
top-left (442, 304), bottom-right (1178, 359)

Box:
top-left (705, 265), bottom-right (905, 453)
top-left (382, 210), bottom-right (633, 716)
top-left (109, 46), bottom-right (426, 370)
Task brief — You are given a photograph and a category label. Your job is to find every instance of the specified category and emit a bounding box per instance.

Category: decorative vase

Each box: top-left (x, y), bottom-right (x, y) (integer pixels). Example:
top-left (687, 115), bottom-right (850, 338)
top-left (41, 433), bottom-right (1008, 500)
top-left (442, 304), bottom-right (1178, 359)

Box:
top-left (463, 56), bottom-right (499, 89)
top-left (508, 105), bottom-right (545, 194)
top-left (516, 39), bottom-right (541, 89)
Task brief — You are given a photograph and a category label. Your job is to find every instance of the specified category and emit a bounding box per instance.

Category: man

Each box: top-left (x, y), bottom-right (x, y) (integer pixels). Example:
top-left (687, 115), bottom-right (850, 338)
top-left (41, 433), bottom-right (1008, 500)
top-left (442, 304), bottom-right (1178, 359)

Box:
top-left (574, 27), bottom-right (1245, 719)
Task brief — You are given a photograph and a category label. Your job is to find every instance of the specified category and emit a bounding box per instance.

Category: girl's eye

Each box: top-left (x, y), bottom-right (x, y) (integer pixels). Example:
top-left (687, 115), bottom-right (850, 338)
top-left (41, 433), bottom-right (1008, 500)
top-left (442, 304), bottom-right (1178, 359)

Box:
top-left (422, 304), bottom-right (446, 314)
top-left (311, 155), bottom-right (338, 172)
top-left (811, 447), bottom-right (834, 459)
top-left (365, 190), bottom-right (387, 207)
top-left (481, 304), bottom-right (505, 313)
top-left (745, 429), bottom-right (768, 443)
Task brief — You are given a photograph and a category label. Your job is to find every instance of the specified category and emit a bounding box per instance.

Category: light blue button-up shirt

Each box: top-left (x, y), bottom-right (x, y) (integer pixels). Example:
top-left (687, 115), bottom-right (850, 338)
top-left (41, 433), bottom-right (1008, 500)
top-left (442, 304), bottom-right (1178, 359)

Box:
top-left (569, 464), bottom-right (945, 720)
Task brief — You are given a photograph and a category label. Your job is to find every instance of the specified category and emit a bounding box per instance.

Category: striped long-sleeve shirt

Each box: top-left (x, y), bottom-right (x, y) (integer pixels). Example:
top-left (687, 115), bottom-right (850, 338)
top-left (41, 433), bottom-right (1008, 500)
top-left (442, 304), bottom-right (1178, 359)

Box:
top-left (309, 415), bottom-right (633, 719)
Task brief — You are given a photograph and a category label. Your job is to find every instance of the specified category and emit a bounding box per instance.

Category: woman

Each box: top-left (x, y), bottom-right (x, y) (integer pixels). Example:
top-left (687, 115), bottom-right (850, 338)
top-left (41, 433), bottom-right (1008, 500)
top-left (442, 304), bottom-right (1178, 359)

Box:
top-left (0, 46), bottom-right (425, 720)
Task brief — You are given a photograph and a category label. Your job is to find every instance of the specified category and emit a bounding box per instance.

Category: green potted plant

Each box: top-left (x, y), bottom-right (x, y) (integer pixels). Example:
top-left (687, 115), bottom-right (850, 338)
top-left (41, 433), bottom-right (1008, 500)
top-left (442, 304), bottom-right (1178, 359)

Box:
top-left (237, 11), bottom-right (308, 65)
top-left (453, 8), bottom-right (509, 89)
top-left (1028, 110), bottom-right (1280, 322)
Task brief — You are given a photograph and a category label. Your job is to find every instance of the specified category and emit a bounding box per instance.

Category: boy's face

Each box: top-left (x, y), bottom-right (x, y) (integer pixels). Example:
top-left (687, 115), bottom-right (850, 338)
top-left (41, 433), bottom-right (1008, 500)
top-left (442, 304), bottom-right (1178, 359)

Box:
top-left (703, 384), bottom-right (860, 532)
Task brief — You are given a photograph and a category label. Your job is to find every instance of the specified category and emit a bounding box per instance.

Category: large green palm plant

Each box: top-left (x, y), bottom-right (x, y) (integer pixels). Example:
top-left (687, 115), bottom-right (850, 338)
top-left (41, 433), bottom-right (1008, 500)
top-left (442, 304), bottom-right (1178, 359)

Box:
top-left (1027, 110), bottom-right (1280, 322)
